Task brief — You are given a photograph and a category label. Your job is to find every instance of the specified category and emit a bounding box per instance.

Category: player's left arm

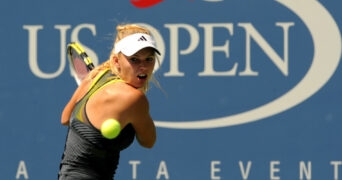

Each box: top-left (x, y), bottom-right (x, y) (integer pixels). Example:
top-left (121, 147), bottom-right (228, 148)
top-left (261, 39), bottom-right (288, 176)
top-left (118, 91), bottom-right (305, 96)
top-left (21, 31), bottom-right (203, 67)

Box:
top-left (61, 84), bottom-right (87, 125)
top-left (61, 95), bottom-right (77, 126)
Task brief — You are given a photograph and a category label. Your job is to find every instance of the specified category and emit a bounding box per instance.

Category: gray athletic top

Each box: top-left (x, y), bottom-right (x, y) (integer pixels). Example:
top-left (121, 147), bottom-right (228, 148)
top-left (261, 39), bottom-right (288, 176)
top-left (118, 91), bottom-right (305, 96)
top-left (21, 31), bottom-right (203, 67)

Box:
top-left (58, 69), bottom-right (135, 180)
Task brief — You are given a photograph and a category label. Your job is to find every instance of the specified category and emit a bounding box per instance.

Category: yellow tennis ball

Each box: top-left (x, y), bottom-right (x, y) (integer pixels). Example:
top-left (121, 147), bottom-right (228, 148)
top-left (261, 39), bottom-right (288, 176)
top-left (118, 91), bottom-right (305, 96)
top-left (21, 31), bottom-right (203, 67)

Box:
top-left (101, 118), bottom-right (121, 139)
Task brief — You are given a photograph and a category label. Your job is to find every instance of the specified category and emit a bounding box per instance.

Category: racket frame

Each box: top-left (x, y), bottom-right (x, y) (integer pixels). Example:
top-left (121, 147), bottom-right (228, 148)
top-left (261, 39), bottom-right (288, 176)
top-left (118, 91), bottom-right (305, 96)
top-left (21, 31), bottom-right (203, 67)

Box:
top-left (67, 42), bottom-right (95, 85)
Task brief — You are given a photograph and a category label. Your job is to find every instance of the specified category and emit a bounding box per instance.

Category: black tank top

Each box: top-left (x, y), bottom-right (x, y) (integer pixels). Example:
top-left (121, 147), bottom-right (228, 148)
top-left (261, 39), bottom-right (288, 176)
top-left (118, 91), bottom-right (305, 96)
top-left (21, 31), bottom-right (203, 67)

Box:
top-left (59, 69), bottom-right (135, 179)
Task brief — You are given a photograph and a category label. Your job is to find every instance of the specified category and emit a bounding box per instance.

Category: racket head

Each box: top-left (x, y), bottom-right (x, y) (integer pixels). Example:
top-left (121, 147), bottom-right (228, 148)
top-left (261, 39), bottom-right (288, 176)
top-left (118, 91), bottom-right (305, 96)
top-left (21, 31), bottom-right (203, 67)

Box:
top-left (67, 42), bottom-right (94, 85)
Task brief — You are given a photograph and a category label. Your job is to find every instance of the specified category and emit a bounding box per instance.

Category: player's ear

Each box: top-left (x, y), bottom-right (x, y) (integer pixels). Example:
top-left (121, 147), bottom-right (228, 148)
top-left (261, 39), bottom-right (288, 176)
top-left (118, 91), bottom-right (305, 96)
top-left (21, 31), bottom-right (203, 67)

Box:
top-left (111, 55), bottom-right (121, 73)
top-left (112, 55), bottom-right (119, 66)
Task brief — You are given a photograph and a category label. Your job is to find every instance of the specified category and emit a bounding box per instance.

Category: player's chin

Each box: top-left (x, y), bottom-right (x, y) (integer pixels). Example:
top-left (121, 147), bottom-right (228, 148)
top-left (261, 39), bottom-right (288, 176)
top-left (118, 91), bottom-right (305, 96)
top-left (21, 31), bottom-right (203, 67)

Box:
top-left (132, 77), bottom-right (147, 89)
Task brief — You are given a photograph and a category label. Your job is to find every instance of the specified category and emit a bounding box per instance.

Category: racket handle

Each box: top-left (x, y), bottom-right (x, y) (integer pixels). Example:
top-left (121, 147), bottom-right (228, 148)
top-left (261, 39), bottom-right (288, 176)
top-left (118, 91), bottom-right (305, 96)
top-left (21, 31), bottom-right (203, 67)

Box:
top-left (87, 63), bottom-right (95, 70)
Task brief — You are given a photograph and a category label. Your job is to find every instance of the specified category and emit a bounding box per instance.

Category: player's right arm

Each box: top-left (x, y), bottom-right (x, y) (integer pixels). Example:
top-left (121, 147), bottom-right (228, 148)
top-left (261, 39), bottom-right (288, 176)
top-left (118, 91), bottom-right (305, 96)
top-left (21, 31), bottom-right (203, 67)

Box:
top-left (86, 82), bottom-right (157, 148)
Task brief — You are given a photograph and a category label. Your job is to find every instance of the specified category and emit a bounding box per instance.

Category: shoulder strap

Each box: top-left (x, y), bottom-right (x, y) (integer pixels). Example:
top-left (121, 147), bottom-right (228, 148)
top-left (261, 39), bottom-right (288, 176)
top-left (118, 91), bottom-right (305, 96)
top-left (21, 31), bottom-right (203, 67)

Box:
top-left (72, 69), bottom-right (124, 124)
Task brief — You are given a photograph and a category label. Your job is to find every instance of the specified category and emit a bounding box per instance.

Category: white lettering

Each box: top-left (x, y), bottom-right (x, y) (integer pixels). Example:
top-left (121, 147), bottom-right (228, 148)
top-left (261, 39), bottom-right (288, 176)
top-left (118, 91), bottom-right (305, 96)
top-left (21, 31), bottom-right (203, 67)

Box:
top-left (239, 161), bottom-right (252, 180)
top-left (156, 160), bottom-right (170, 179)
top-left (238, 22), bottom-right (294, 76)
top-left (25, 22), bottom-right (295, 80)
top-left (211, 160), bottom-right (221, 180)
top-left (23, 25), bottom-right (70, 79)
top-left (270, 161), bottom-right (280, 180)
top-left (24, 24), bottom-right (100, 79)
top-left (198, 23), bottom-right (237, 76)
top-left (331, 161), bottom-right (342, 180)
top-left (23, 24), bottom-right (71, 79)
top-left (164, 23), bottom-right (199, 77)
top-left (16, 160), bottom-right (29, 179)
top-left (299, 161), bottom-right (312, 180)
top-left (129, 160), bottom-right (141, 179)
top-left (124, 160), bottom-right (342, 179)
top-left (55, 25), bottom-right (72, 78)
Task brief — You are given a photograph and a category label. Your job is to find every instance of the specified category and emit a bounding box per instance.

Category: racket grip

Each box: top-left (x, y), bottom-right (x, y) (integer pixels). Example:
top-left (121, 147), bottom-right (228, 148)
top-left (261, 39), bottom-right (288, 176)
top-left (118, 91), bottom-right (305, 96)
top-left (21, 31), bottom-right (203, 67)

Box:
top-left (87, 63), bottom-right (95, 70)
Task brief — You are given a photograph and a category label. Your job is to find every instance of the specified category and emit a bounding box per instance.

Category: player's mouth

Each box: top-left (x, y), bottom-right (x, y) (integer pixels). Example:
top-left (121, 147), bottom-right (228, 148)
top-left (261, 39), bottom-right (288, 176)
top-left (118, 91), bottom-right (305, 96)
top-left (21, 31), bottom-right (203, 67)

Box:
top-left (137, 73), bottom-right (148, 80)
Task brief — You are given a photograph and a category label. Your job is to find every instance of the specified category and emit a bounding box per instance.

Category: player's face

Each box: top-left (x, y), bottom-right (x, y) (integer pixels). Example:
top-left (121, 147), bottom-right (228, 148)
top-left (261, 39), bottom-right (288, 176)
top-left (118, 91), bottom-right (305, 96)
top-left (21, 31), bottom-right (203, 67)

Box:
top-left (118, 47), bottom-right (156, 89)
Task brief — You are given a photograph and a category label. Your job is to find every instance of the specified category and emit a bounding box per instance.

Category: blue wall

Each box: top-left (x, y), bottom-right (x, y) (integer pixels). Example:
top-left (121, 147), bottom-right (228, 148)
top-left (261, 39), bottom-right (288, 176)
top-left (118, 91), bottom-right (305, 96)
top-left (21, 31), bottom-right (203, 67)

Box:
top-left (0, 0), bottom-right (341, 179)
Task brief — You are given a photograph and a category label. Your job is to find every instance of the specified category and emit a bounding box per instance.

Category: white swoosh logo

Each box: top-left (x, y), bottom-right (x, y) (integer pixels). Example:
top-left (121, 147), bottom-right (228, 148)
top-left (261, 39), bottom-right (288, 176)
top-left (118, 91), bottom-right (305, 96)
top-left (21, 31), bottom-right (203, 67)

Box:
top-left (155, 0), bottom-right (342, 129)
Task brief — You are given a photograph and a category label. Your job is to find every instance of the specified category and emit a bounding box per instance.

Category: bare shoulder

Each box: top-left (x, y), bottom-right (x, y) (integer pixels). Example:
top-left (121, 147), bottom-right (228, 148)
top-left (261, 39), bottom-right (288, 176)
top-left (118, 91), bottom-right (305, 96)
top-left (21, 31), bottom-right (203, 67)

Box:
top-left (89, 81), bottom-right (148, 110)
top-left (89, 82), bottom-right (156, 148)
top-left (94, 82), bottom-right (150, 117)
top-left (108, 82), bottom-right (148, 106)
top-left (86, 81), bottom-right (150, 128)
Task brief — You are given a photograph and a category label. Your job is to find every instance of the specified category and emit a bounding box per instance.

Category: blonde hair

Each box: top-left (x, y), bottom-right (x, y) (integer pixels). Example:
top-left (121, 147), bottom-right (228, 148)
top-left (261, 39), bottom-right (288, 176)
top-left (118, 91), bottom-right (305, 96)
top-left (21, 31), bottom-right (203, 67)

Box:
top-left (88, 24), bottom-right (161, 93)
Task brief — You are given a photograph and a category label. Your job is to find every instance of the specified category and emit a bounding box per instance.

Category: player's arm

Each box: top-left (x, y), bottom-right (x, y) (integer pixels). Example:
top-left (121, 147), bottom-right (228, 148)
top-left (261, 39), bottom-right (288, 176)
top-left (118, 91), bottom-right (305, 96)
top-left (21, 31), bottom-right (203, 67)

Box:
top-left (86, 83), bottom-right (156, 148)
top-left (129, 93), bottom-right (156, 148)
top-left (61, 83), bottom-right (88, 125)
top-left (61, 96), bottom-right (76, 126)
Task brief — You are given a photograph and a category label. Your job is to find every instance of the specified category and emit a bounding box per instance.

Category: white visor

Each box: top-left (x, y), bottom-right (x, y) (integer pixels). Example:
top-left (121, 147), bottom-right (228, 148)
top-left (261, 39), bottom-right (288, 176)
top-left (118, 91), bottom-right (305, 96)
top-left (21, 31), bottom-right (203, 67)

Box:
top-left (114, 33), bottom-right (160, 56)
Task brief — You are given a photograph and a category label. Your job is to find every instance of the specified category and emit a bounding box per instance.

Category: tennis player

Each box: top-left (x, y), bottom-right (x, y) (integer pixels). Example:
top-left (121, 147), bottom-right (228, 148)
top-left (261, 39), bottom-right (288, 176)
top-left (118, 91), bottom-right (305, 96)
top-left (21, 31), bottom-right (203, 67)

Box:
top-left (58, 24), bottom-right (160, 180)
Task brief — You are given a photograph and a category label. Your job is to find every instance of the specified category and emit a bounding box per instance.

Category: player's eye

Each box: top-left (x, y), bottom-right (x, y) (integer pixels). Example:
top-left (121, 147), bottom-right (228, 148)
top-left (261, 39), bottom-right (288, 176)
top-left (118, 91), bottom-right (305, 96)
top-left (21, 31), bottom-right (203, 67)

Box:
top-left (129, 57), bottom-right (140, 63)
top-left (146, 57), bottom-right (155, 62)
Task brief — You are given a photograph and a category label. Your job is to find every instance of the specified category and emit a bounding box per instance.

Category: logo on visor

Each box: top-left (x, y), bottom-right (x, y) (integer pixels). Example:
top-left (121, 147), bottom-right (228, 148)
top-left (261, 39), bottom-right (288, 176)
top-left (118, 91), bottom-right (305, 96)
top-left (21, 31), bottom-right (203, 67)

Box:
top-left (138, 36), bottom-right (148, 41)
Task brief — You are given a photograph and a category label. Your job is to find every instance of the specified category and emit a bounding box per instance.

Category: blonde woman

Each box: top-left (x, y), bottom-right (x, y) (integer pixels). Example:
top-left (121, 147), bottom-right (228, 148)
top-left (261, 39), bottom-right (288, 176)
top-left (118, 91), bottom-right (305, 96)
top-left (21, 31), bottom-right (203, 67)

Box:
top-left (58, 24), bottom-right (160, 179)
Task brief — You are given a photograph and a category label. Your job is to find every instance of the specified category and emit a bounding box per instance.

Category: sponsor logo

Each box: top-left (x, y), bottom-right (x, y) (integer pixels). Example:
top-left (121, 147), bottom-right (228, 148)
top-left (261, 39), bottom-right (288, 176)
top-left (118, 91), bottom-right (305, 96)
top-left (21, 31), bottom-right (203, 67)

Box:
top-left (23, 0), bottom-right (341, 130)
top-left (130, 0), bottom-right (163, 8)
top-left (153, 0), bottom-right (342, 129)
top-left (130, 0), bottom-right (221, 8)
top-left (138, 36), bottom-right (148, 41)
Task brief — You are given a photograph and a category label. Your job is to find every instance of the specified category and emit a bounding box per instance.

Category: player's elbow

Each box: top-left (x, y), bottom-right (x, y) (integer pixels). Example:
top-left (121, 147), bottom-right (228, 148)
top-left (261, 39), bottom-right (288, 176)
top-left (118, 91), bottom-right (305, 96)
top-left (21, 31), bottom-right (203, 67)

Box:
top-left (138, 135), bottom-right (156, 148)
top-left (144, 140), bottom-right (156, 149)
top-left (141, 141), bottom-right (155, 149)
top-left (61, 121), bottom-right (69, 126)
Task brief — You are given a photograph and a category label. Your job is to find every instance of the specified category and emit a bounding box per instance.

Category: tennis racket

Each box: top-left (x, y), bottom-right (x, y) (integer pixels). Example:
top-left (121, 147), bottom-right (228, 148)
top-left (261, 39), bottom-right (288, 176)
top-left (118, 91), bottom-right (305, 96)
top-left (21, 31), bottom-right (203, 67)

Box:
top-left (67, 42), bottom-right (95, 85)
